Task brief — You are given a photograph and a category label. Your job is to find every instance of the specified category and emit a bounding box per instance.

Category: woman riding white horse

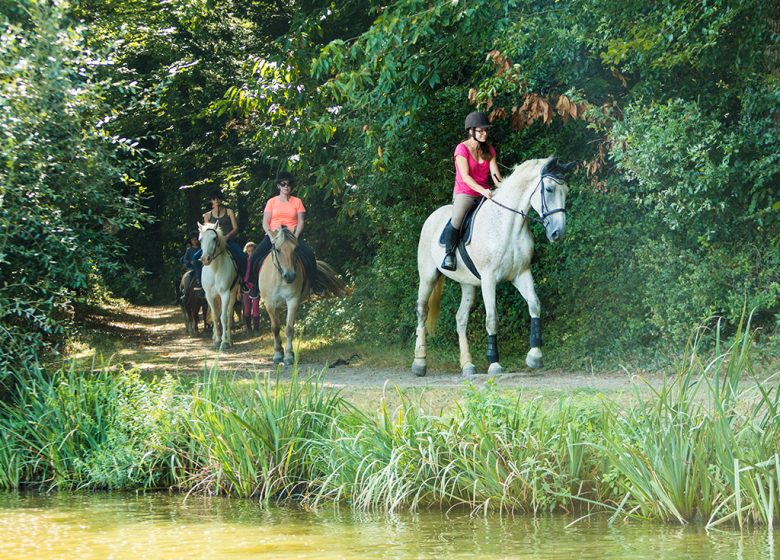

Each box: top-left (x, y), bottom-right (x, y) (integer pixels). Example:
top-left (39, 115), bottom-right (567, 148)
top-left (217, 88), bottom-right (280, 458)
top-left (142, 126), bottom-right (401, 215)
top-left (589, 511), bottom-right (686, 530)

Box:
top-left (413, 156), bottom-right (574, 376)
top-left (198, 221), bottom-right (239, 349)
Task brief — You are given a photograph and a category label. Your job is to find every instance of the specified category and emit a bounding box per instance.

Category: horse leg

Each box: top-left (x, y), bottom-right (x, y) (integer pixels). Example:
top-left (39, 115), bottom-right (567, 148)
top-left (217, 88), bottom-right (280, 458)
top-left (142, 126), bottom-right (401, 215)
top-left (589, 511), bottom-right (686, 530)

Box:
top-left (266, 303), bottom-right (284, 365)
top-left (412, 269), bottom-right (440, 377)
top-left (219, 291), bottom-right (233, 348)
top-left (283, 299), bottom-right (299, 367)
top-left (480, 278), bottom-right (503, 375)
top-left (457, 284), bottom-right (478, 376)
top-left (209, 294), bottom-right (221, 348)
top-left (512, 270), bottom-right (543, 369)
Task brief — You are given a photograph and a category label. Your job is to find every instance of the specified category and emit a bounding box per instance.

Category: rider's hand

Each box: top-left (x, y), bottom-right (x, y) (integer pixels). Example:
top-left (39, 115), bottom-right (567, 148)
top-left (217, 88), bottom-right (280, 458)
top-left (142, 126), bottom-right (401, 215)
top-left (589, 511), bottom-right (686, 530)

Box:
top-left (484, 189), bottom-right (494, 199)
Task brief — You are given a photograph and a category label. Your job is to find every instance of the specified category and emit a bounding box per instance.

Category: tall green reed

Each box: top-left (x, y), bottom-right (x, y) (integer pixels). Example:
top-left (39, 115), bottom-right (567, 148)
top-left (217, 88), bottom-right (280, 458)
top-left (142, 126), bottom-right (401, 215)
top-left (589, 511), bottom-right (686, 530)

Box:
top-left (0, 360), bottom-right (183, 490)
top-left (599, 316), bottom-right (779, 527)
top-left (182, 367), bottom-right (349, 503)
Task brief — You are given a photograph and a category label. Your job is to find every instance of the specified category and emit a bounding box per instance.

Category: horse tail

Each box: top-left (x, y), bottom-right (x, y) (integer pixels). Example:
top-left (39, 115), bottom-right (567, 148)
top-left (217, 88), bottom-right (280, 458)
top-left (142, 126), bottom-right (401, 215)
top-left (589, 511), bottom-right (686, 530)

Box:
top-left (314, 260), bottom-right (347, 297)
top-left (425, 275), bottom-right (444, 335)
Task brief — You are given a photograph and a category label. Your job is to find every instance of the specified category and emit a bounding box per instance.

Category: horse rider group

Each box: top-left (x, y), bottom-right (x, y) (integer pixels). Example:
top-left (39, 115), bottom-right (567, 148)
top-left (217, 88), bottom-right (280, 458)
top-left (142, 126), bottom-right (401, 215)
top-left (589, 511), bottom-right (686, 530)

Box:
top-left (179, 171), bottom-right (319, 333)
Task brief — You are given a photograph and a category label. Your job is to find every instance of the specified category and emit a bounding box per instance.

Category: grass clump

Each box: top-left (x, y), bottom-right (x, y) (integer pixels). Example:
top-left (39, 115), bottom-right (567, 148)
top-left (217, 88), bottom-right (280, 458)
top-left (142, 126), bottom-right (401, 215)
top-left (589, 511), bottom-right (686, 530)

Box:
top-left (0, 319), bottom-right (777, 530)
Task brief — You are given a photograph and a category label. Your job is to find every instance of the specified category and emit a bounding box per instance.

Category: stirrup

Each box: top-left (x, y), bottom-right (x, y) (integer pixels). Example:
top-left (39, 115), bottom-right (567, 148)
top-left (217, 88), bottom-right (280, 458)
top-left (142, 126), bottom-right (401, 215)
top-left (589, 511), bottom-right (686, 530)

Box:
top-left (441, 253), bottom-right (456, 271)
top-left (249, 288), bottom-right (260, 300)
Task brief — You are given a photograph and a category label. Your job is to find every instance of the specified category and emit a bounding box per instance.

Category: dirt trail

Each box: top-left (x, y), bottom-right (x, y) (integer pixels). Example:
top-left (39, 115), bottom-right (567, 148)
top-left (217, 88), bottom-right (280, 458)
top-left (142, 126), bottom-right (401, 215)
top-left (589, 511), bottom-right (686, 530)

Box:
top-left (79, 303), bottom-right (650, 396)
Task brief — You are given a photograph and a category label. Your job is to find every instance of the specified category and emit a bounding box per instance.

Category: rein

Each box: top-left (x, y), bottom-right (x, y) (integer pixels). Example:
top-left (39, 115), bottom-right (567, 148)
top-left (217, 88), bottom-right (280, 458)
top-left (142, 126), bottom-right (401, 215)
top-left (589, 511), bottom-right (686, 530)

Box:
top-left (488, 173), bottom-right (566, 224)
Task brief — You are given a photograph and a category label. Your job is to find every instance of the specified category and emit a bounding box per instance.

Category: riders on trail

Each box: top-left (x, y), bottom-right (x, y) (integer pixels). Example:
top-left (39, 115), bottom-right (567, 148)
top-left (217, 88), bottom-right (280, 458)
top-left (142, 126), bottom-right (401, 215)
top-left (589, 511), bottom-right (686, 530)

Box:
top-left (191, 188), bottom-right (247, 285)
top-left (248, 171), bottom-right (319, 299)
top-left (441, 111), bottom-right (503, 271)
top-left (178, 230), bottom-right (202, 299)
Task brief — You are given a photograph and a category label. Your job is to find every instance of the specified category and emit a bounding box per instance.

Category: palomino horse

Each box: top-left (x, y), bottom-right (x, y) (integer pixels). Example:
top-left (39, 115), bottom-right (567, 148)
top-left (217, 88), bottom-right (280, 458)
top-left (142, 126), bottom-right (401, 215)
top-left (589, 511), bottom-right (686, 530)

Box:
top-left (412, 157), bottom-right (575, 377)
top-left (178, 270), bottom-right (208, 336)
top-left (198, 222), bottom-right (239, 349)
top-left (259, 226), bottom-right (345, 366)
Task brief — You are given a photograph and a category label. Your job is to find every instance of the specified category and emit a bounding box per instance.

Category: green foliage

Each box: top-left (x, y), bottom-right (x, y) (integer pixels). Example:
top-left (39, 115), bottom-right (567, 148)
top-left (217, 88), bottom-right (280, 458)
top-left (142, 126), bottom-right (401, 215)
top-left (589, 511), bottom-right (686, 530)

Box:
top-left (6, 0), bottom-right (778, 369)
top-left (0, 362), bottom-right (182, 489)
top-left (0, 2), bottom-right (144, 376)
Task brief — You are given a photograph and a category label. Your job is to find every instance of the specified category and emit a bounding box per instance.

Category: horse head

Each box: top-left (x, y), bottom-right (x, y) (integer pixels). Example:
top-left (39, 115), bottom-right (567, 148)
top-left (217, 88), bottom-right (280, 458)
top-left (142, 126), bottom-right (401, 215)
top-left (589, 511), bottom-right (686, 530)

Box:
top-left (531, 157), bottom-right (575, 243)
top-left (198, 222), bottom-right (224, 266)
top-left (271, 226), bottom-right (299, 283)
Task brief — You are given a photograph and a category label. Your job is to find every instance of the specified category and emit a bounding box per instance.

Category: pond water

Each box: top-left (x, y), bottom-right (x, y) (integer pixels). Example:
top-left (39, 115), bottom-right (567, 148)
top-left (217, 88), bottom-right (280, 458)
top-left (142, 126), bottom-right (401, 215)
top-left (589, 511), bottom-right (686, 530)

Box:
top-left (0, 493), bottom-right (775, 559)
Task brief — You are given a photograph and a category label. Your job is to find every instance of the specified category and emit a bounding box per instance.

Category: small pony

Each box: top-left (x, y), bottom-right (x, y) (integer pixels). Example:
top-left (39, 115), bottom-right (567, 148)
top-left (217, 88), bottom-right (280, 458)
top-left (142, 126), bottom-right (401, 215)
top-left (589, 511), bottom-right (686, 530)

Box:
top-left (413, 156), bottom-right (575, 376)
top-left (198, 222), bottom-right (239, 349)
top-left (259, 226), bottom-right (345, 366)
top-left (178, 270), bottom-right (208, 336)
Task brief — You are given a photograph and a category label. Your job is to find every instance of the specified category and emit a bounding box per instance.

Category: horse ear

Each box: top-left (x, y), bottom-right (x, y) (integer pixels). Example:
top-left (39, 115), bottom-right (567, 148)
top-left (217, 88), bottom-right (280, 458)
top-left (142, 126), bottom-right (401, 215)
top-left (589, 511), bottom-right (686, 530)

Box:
top-left (559, 160), bottom-right (576, 174)
top-left (197, 222), bottom-right (204, 231)
top-left (541, 157), bottom-right (558, 176)
top-left (542, 157), bottom-right (576, 176)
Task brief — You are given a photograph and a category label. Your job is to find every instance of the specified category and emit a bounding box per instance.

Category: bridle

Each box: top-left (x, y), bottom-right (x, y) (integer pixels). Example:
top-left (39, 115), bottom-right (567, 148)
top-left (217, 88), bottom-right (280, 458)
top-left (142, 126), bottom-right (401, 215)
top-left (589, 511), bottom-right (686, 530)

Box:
top-left (201, 228), bottom-right (225, 262)
top-left (488, 173), bottom-right (566, 225)
top-left (270, 231), bottom-right (297, 276)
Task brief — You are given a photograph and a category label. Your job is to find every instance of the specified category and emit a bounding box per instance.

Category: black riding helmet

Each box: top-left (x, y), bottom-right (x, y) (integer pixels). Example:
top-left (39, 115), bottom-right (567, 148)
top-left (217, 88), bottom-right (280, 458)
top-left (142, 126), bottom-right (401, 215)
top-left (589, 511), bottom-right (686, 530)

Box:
top-left (275, 171), bottom-right (296, 188)
top-left (188, 229), bottom-right (199, 239)
top-left (464, 111), bottom-right (491, 130)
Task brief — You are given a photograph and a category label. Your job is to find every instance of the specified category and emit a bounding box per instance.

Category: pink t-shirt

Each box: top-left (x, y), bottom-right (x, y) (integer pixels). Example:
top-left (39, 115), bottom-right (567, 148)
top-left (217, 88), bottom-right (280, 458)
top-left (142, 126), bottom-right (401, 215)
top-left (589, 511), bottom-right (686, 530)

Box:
top-left (453, 142), bottom-right (496, 196)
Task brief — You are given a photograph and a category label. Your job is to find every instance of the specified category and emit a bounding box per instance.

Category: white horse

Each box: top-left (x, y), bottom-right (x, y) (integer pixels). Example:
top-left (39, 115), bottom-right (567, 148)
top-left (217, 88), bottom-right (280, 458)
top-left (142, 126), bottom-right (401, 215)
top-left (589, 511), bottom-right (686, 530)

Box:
top-left (412, 156), bottom-right (575, 377)
top-left (198, 222), bottom-right (239, 349)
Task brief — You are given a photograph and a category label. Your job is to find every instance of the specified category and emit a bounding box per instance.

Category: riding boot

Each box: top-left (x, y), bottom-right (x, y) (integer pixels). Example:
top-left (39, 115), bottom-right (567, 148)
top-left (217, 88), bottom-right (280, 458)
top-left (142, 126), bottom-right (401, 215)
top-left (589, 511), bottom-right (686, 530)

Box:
top-left (252, 316), bottom-right (260, 337)
top-left (244, 316), bottom-right (252, 336)
top-left (249, 262), bottom-right (260, 299)
top-left (441, 222), bottom-right (460, 271)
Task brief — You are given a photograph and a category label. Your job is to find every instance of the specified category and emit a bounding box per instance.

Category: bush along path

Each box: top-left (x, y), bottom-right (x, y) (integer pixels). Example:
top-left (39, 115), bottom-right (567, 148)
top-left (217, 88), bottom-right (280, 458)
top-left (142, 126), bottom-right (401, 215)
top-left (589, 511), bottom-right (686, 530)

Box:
top-left (1, 319), bottom-right (779, 530)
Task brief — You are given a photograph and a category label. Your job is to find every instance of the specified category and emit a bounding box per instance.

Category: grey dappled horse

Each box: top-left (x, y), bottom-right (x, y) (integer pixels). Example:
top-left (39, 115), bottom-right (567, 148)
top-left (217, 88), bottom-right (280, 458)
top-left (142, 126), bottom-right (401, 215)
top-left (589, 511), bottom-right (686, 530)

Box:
top-left (413, 157), bottom-right (574, 376)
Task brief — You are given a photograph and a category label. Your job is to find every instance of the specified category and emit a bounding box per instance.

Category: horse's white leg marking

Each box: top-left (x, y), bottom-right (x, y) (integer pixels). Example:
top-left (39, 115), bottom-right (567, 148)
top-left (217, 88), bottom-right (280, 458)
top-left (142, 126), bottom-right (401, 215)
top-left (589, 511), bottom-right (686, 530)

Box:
top-left (481, 277), bottom-right (503, 375)
top-left (457, 284), bottom-right (477, 376)
top-left (513, 270), bottom-right (543, 369)
top-left (412, 269), bottom-right (439, 377)
top-left (283, 299), bottom-right (299, 367)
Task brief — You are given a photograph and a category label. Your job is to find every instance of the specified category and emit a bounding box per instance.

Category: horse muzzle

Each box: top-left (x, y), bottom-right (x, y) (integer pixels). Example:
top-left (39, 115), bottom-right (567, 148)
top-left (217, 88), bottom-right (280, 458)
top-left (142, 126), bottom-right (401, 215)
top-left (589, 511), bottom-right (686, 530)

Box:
top-left (546, 221), bottom-right (566, 243)
top-left (201, 255), bottom-right (212, 266)
top-left (283, 271), bottom-right (296, 283)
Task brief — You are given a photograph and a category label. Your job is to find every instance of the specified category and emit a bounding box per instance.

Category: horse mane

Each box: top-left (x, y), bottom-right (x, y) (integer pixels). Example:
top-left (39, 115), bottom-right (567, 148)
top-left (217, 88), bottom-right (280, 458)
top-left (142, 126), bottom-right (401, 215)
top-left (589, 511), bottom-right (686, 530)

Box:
top-left (494, 157), bottom-right (568, 196)
top-left (274, 226), bottom-right (299, 247)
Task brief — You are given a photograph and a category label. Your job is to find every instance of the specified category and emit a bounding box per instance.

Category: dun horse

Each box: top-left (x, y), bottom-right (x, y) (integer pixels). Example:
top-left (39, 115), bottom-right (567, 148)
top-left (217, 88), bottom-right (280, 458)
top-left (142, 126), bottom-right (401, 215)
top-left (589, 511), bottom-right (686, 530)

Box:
top-left (413, 157), bottom-right (575, 376)
top-left (198, 222), bottom-right (239, 349)
top-left (178, 270), bottom-right (208, 336)
top-left (259, 226), bottom-right (345, 366)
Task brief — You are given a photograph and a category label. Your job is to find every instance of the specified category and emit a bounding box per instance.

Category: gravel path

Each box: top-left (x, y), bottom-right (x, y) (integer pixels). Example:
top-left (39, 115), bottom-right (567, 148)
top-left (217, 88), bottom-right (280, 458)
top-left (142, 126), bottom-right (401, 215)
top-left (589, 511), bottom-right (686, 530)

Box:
top-left (81, 303), bottom-right (656, 396)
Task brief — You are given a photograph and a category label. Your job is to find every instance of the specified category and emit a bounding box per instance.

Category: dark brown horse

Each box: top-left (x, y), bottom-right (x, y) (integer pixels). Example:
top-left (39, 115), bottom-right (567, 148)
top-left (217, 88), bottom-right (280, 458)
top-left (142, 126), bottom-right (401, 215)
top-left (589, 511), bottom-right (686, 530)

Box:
top-left (179, 270), bottom-right (209, 336)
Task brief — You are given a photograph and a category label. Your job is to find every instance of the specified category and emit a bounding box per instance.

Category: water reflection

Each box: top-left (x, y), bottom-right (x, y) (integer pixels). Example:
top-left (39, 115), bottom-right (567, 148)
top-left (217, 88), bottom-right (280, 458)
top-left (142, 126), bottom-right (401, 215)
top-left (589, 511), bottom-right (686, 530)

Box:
top-left (0, 493), bottom-right (776, 559)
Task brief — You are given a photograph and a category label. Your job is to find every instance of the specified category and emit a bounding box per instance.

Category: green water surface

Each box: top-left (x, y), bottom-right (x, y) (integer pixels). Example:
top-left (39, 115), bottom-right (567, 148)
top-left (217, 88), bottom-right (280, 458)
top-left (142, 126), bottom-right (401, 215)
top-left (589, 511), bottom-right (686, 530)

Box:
top-left (0, 493), bottom-right (775, 559)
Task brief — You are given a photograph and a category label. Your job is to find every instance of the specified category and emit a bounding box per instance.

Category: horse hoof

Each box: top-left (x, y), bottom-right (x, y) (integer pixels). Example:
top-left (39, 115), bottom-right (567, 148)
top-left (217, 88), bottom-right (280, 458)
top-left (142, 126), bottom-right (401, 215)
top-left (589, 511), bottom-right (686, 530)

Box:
top-left (462, 363), bottom-right (477, 377)
top-left (525, 351), bottom-right (543, 369)
top-left (411, 361), bottom-right (427, 377)
top-left (283, 353), bottom-right (295, 367)
top-left (487, 362), bottom-right (503, 376)
top-left (273, 353), bottom-right (284, 365)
